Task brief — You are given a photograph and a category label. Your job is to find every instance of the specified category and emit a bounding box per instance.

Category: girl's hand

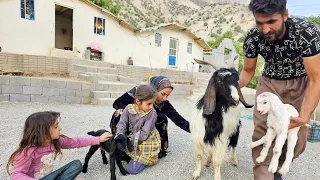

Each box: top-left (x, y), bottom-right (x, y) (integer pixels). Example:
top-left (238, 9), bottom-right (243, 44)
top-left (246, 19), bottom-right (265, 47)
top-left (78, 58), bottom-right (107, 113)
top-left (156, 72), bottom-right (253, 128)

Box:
top-left (100, 132), bottom-right (113, 142)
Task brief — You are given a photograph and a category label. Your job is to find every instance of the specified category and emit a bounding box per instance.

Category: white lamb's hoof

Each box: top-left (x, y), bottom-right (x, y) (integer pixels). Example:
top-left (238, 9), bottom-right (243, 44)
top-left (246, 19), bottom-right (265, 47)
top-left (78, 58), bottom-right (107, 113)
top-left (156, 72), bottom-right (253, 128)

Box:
top-left (256, 156), bottom-right (266, 163)
top-left (192, 172), bottom-right (200, 180)
top-left (204, 161), bottom-right (211, 167)
top-left (268, 164), bottom-right (278, 173)
top-left (279, 166), bottom-right (289, 176)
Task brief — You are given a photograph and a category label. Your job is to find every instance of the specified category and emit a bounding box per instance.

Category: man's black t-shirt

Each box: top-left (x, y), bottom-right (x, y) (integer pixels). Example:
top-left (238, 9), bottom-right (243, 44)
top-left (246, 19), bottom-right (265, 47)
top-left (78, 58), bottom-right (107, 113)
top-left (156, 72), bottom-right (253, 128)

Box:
top-left (244, 18), bottom-right (320, 80)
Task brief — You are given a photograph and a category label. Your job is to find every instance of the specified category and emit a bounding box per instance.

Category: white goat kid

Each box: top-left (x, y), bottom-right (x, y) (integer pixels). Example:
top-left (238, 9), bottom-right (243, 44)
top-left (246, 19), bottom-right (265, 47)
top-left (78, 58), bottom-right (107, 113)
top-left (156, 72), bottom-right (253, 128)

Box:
top-left (251, 92), bottom-right (304, 176)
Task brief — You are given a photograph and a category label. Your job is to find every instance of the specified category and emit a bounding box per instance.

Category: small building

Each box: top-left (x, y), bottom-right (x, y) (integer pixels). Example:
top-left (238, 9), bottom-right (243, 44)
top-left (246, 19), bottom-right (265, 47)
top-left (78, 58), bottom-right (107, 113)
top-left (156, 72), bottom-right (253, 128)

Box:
top-left (0, 0), bottom-right (210, 71)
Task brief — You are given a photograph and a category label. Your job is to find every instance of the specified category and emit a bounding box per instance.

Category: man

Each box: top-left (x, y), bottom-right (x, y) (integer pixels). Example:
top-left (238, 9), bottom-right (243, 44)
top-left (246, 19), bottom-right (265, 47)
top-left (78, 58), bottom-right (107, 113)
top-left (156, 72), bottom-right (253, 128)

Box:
top-left (239, 0), bottom-right (320, 179)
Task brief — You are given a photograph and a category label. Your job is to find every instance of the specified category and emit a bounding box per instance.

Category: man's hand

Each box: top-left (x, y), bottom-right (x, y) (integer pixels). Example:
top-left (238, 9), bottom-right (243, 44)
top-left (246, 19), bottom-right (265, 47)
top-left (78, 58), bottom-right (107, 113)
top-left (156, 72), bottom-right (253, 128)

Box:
top-left (99, 132), bottom-right (113, 142)
top-left (289, 116), bottom-right (309, 129)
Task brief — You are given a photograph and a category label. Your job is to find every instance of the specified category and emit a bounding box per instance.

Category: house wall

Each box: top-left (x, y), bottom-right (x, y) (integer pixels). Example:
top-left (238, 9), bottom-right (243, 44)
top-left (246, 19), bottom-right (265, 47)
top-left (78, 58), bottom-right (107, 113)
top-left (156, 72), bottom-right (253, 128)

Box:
top-left (0, 0), bottom-right (55, 55)
top-left (0, 0), bottom-right (204, 71)
top-left (135, 28), bottom-right (204, 71)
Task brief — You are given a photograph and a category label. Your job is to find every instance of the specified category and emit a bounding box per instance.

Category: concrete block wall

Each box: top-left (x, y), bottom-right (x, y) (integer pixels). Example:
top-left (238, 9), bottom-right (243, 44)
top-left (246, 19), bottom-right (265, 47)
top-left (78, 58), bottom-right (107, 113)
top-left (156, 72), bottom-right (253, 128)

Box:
top-left (112, 64), bottom-right (207, 85)
top-left (0, 76), bottom-right (92, 104)
top-left (0, 52), bottom-right (70, 75)
top-left (1, 52), bottom-right (211, 88)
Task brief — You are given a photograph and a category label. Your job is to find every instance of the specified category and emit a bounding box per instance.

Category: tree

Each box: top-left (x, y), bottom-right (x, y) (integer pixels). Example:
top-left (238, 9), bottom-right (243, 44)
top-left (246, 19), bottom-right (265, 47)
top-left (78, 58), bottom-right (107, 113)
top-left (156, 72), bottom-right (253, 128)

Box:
top-left (90, 0), bottom-right (121, 16)
top-left (207, 30), bottom-right (234, 49)
top-left (206, 31), bottom-right (264, 89)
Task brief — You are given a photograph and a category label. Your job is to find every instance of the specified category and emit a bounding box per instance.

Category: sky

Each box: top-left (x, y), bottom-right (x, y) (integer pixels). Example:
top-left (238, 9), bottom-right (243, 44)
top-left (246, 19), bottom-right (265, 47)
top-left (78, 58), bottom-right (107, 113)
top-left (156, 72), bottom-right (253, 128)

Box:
top-left (286, 0), bottom-right (320, 17)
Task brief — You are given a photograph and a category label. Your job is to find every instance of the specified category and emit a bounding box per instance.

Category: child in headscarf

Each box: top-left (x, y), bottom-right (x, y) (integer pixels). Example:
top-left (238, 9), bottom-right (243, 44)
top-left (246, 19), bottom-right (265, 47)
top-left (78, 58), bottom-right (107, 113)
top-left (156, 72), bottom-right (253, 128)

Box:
top-left (110, 76), bottom-right (190, 158)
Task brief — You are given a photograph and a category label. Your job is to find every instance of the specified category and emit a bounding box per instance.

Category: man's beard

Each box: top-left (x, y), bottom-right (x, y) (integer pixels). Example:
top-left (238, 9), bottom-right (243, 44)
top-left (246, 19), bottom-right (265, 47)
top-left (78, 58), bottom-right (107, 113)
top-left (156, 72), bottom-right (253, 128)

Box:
top-left (261, 22), bottom-right (285, 42)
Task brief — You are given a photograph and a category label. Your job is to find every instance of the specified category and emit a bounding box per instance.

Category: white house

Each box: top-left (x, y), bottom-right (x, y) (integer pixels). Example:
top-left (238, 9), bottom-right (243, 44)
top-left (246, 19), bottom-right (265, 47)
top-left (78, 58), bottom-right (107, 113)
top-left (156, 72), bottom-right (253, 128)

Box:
top-left (0, 0), bottom-right (211, 71)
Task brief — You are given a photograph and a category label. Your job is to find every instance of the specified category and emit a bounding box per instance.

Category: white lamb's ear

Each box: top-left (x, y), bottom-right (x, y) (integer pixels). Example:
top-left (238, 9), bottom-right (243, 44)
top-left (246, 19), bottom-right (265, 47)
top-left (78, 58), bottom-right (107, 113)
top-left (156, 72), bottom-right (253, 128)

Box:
top-left (268, 94), bottom-right (277, 110)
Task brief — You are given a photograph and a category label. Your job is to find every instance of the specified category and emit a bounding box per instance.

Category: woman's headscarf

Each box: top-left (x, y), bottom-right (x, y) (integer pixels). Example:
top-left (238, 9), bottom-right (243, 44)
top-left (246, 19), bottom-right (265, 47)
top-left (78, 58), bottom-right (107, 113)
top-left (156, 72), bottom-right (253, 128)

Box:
top-left (148, 76), bottom-right (174, 92)
top-left (127, 76), bottom-right (174, 109)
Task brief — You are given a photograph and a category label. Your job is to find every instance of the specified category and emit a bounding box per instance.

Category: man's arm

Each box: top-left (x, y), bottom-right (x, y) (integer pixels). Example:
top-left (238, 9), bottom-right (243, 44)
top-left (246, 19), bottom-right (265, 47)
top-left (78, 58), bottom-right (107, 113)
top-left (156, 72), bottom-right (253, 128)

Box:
top-left (239, 57), bottom-right (258, 88)
top-left (289, 53), bottom-right (320, 129)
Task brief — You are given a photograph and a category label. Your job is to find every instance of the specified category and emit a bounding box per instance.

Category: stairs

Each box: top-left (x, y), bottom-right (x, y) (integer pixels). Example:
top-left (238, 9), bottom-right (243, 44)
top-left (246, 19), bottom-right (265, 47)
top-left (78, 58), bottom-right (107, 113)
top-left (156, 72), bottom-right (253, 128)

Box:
top-left (70, 59), bottom-right (195, 105)
top-left (50, 49), bottom-right (81, 59)
top-left (71, 59), bottom-right (139, 105)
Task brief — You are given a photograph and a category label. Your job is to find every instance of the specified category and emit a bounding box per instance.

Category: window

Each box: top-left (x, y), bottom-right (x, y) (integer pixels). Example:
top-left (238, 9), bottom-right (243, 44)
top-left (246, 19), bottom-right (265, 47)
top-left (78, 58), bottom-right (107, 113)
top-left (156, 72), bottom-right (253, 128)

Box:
top-left (187, 42), bottom-right (192, 54)
top-left (21, 0), bottom-right (35, 20)
top-left (94, 17), bottom-right (105, 35)
top-left (155, 33), bottom-right (162, 47)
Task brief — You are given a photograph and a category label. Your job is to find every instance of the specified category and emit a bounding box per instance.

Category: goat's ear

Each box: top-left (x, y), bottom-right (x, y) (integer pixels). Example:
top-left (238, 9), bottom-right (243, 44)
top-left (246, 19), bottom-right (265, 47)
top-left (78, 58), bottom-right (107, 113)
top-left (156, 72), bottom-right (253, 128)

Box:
top-left (269, 94), bottom-right (277, 110)
top-left (110, 140), bottom-right (117, 154)
top-left (203, 77), bottom-right (216, 115)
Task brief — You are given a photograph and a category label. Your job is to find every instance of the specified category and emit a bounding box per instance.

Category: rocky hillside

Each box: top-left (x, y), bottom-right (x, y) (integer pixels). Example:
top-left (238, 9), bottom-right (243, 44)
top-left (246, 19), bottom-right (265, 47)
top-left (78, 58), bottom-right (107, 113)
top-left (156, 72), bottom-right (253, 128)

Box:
top-left (114, 0), bottom-right (255, 40)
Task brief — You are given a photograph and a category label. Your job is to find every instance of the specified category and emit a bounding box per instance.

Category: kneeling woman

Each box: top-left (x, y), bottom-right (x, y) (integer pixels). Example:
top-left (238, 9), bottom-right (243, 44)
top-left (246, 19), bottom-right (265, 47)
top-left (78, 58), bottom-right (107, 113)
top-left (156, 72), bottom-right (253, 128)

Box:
top-left (111, 76), bottom-right (190, 158)
top-left (116, 85), bottom-right (160, 174)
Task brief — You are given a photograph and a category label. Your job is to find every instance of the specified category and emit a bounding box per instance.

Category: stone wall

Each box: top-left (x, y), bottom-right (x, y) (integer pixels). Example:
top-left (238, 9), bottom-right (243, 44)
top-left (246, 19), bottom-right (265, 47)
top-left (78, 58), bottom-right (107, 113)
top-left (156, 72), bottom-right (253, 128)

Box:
top-left (0, 76), bottom-right (92, 104)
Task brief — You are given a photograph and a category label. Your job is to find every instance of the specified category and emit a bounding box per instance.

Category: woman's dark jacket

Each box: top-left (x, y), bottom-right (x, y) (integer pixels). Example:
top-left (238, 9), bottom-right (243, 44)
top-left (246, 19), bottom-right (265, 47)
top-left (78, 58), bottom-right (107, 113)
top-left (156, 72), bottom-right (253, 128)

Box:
top-left (113, 90), bottom-right (190, 133)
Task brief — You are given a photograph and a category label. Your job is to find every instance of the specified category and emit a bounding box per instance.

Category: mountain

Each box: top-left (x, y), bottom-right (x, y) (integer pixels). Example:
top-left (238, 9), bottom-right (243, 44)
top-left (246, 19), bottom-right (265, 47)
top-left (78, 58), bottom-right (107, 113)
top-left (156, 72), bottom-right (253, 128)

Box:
top-left (114, 0), bottom-right (255, 40)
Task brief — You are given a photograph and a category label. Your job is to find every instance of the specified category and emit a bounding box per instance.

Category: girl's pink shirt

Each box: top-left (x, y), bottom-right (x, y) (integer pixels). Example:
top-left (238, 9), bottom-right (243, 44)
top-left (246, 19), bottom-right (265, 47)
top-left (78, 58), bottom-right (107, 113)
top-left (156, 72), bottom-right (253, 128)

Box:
top-left (10, 136), bottom-right (100, 180)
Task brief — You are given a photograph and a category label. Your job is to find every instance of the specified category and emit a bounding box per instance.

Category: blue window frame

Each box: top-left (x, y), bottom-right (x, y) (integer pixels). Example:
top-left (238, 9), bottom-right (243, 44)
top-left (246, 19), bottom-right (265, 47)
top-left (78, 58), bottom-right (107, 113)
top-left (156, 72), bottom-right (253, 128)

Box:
top-left (21, 0), bottom-right (35, 20)
top-left (94, 17), bottom-right (105, 35)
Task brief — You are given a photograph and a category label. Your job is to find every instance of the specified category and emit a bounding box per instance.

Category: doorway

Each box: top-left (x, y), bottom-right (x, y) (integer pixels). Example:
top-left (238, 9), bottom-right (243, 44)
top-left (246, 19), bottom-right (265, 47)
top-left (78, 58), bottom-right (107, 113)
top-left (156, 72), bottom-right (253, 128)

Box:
top-left (55, 4), bottom-right (73, 51)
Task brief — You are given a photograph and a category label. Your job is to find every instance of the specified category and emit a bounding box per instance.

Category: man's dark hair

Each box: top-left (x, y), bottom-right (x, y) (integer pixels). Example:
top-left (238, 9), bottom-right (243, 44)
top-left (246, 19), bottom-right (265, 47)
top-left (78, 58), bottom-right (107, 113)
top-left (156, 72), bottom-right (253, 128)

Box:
top-left (249, 0), bottom-right (287, 15)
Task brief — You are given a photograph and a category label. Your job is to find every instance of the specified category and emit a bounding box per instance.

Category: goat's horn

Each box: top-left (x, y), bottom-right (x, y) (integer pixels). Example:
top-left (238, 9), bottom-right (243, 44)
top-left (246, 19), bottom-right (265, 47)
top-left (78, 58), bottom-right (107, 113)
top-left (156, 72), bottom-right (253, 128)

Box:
top-left (237, 85), bottom-right (254, 108)
top-left (233, 55), bottom-right (239, 61)
top-left (193, 58), bottom-right (221, 70)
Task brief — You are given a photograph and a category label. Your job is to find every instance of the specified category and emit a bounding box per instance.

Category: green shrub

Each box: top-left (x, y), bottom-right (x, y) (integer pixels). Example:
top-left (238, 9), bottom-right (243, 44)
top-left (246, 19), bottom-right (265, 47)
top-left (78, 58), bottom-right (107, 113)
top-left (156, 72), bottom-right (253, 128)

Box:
top-left (208, 33), bottom-right (264, 89)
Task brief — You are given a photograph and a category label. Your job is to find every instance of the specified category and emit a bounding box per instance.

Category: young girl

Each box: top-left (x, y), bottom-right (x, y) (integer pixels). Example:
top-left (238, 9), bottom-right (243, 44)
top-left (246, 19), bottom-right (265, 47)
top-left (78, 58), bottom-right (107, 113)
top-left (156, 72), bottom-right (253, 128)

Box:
top-left (6, 111), bottom-right (112, 180)
top-left (116, 84), bottom-right (161, 174)
top-left (110, 76), bottom-right (190, 158)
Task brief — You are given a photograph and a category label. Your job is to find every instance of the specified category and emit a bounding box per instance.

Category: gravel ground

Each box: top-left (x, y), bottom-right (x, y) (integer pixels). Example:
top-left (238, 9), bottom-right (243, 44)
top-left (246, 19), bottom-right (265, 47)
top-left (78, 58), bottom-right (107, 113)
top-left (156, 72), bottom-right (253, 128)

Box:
top-left (0, 99), bottom-right (319, 180)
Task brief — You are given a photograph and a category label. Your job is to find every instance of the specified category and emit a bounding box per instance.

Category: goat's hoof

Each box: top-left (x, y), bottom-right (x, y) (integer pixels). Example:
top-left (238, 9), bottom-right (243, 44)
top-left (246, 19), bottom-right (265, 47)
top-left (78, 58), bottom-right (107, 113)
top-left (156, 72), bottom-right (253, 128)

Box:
top-left (82, 168), bottom-right (87, 173)
top-left (204, 161), bottom-right (211, 167)
top-left (192, 176), bottom-right (200, 180)
top-left (231, 162), bottom-right (238, 167)
top-left (103, 160), bottom-right (108, 164)
top-left (278, 167), bottom-right (289, 176)
top-left (231, 158), bottom-right (238, 167)
top-left (256, 156), bottom-right (265, 163)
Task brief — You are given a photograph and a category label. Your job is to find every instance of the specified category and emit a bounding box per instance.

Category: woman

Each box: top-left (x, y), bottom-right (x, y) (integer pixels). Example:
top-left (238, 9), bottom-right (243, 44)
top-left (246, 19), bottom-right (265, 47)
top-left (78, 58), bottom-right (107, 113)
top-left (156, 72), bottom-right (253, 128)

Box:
top-left (110, 76), bottom-right (190, 158)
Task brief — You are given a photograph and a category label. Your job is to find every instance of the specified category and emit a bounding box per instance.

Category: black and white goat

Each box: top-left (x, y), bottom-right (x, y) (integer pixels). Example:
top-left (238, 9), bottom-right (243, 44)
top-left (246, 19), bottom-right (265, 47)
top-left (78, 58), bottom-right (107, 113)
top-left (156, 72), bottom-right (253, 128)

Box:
top-left (82, 129), bottom-right (132, 180)
top-left (191, 66), bottom-right (253, 180)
